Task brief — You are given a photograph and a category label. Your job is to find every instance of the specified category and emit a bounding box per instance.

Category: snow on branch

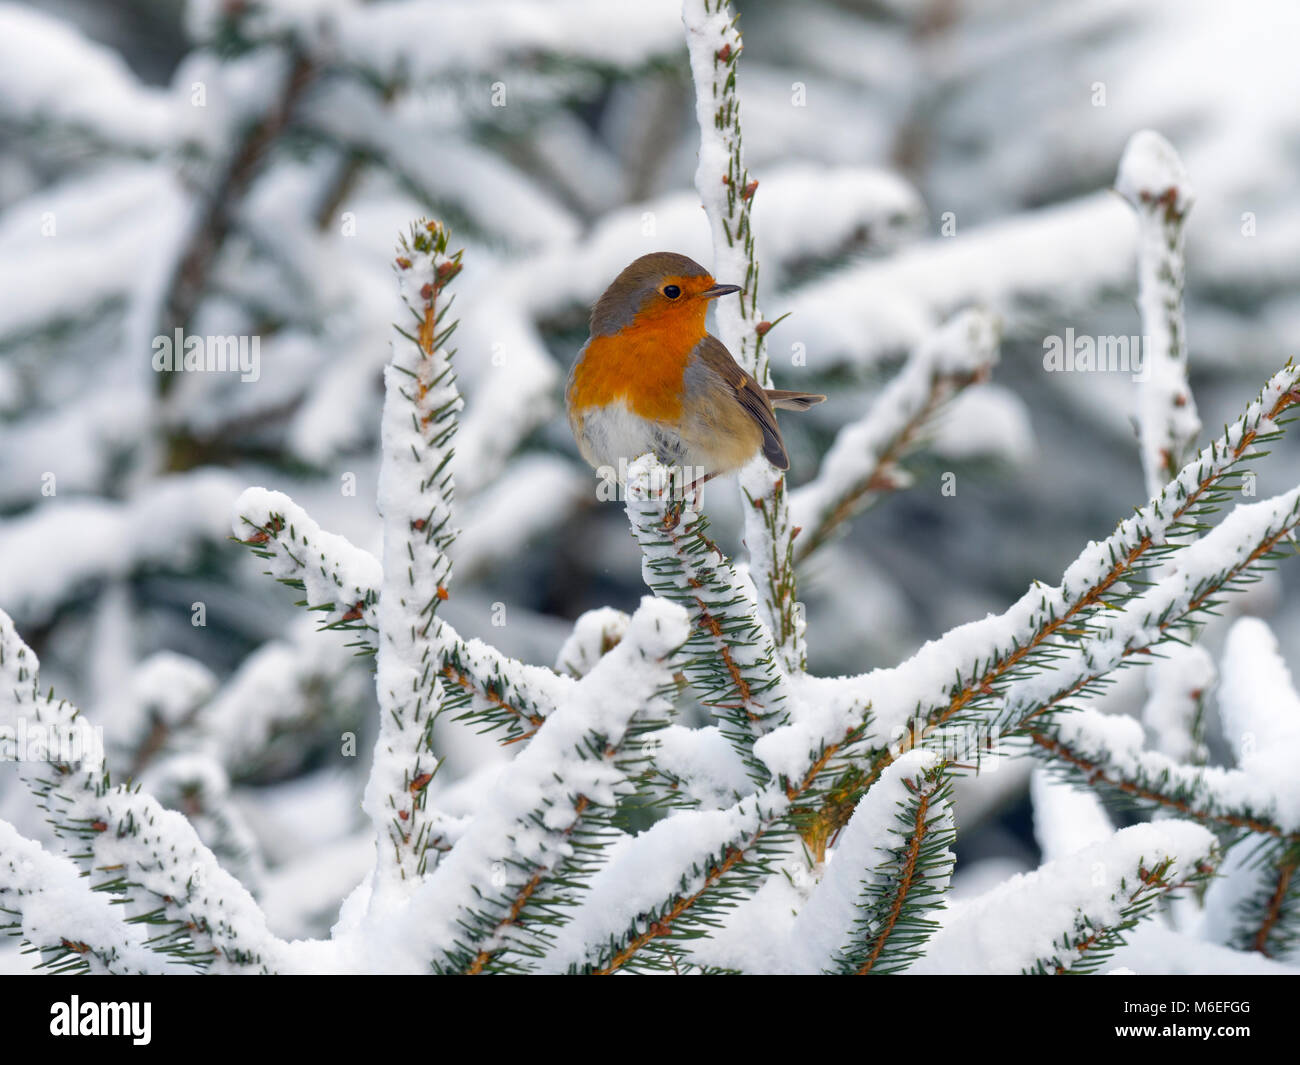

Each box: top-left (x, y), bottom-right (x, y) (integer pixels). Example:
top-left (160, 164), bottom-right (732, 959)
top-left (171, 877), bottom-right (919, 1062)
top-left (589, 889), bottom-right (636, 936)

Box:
top-left (397, 596), bottom-right (689, 974)
top-left (1201, 617), bottom-right (1300, 957)
top-left (0, 609), bottom-right (283, 972)
top-left (1007, 485), bottom-right (1300, 733)
top-left (329, 0), bottom-right (687, 86)
top-left (435, 614), bottom-right (577, 743)
top-left (230, 492), bottom-right (576, 746)
top-left (555, 608), bottom-right (631, 680)
top-left (752, 363), bottom-right (1300, 840)
top-left (786, 749), bottom-right (954, 974)
top-left (1217, 617), bottom-right (1300, 823)
top-left (625, 454), bottom-right (790, 784)
top-left (781, 192), bottom-right (1136, 371)
top-left (0, 4), bottom-right (174, 150)
top-left (909, 821), bottom-right (1216, 974)
top-left (791, 308), bottom-right (1000, 561)
top-left (545, 789), bottom-right (784, 974)
top-left (0, 818), bottom-right (157, 974)
top-left (363, 220), bottom-right (464, 896)
top-left (684, 0), bottom-right (809, 673)
top-left (233, 487), bottom-right (384, 656)
top-left (1022, 490), bottom-right (1300, 841)
top-left (1141, 644), bottom-right (1213, 765)
top-left (1116, 130), bottom-right (1201, 496)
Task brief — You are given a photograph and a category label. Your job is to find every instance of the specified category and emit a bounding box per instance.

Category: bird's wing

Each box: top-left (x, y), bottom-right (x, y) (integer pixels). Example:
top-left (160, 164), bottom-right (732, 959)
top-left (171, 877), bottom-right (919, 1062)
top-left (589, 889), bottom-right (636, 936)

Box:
top-left (693, 333), bottom-right (789, 470)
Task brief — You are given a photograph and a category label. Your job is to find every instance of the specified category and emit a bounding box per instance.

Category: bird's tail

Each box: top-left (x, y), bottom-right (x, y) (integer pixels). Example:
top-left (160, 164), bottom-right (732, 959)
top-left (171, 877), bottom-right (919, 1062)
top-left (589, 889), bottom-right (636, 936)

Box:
top-left (765, 389), bottom-right (826, 411)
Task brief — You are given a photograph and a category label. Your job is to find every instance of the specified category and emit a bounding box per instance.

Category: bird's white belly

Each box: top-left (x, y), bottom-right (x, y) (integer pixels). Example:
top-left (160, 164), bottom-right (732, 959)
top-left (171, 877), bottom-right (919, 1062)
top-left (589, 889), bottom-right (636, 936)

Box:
top-left (572, 401), bottom-right (706, 476)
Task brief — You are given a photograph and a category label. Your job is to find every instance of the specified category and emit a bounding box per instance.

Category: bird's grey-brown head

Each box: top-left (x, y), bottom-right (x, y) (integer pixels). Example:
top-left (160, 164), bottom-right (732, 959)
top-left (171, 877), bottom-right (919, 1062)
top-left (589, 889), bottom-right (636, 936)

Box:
top-left (589, 251), bottom-right (739, 336)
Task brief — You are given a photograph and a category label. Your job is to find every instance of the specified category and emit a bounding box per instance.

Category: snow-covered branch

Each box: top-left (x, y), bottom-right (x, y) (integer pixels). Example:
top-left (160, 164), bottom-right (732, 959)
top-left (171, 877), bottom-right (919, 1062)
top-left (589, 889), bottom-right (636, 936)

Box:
top-left (363, 221), bottom-right (463, 895)
top-left (910, 822), bottom-right (1216, 974)
top-left (625, 454), bottom-right (790, 785)
top-left (786, 749), bottom-right (954, 974)
top-left (399, 596), bottom-right (689, 974)
top-left (0, 818), bottom-right (156, 974)
top-left (0, 609), bottom-right (283, 972)
top-left (1116, 130), bottom-right (1201, 496)
top-left (684, 0), bottom-right (812, 674)
top-left (234, 488), bottom-right (383, 656)
top-left (754, 364), bottom-right (1299, 846)
top-left (791, 308), bottom-right (1000, 561)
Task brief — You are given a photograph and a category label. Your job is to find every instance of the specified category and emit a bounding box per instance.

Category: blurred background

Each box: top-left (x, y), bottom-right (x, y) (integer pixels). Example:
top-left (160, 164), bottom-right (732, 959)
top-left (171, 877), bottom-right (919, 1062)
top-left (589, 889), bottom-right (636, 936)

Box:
top-left (1, 0), bottom-right (1298, 952)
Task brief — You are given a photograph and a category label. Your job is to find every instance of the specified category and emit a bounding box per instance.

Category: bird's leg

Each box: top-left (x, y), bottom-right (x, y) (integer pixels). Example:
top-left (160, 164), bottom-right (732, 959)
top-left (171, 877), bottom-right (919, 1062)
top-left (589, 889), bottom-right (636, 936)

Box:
top-left (678, 469), bottom-right (721, 514)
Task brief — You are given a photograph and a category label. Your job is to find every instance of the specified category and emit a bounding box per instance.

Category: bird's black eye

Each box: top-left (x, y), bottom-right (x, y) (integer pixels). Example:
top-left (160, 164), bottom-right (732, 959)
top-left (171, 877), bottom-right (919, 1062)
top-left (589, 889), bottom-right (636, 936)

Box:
top-left (662, 284), bottom-right (681, 299)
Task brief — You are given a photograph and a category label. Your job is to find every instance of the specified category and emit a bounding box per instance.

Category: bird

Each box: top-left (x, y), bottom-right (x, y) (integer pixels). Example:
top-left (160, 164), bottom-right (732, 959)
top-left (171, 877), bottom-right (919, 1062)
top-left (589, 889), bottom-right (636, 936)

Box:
top-left (566, 252), bottom-right (825, 489)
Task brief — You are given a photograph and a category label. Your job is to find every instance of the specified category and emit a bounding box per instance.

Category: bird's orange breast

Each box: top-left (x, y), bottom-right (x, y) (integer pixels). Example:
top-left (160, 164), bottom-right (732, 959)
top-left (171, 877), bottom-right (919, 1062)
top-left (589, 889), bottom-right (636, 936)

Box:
top-left (569, 309), bottom-right (707, 422)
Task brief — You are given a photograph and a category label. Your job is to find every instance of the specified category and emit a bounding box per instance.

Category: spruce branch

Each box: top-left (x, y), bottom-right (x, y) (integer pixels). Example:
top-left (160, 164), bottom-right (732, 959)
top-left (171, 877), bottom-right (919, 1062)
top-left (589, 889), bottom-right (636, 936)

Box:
top-left (0, 609), bottom-right (283, 972)
top-left (1116, 130), bottom-right (1201, 496)
top-left (230, 491), bottom-right (575, 744)
top-left (624, 454), bottom-right (791, 785)
top-left (1019, 492), bottom-right (1300, 844)
top-left (363, 220), bottom-right (464, 896)
top-left (910, 822), bottom-right (1217, 974)
top-left (786, 750), bottom-right (954, 974)
top-left (402, 598), bottom-right (689, 974)
top-left (0, 818), bottom-right (157, 974)
top-left (550, 686), bottom-right (877, 972)
top-left (684, 0), bottom-right (808, 673)
top-left (779, 364), bottom-right (1299, 839)
top-left (791, 308), bottom-right (1000, 562)
top-left (233, 488), bottom-right (383, 657)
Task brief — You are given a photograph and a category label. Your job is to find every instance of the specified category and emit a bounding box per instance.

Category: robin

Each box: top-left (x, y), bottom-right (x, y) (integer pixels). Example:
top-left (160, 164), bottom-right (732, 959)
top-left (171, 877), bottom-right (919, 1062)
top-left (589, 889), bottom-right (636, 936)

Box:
top-left (566, 251), bottom-right (825, 488)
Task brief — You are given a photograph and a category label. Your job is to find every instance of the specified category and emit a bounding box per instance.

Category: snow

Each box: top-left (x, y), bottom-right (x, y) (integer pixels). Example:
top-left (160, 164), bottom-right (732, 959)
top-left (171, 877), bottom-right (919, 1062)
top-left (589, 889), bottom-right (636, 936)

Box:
top-left (541, 798), bottom-right (768, 973)
top-left (650, 725), bottom-right (755, 809)
top-left (1109, 920), bottom-right (1299, 976)
top-left (0, 3), bottom-right (174, 149)
top-left (0, 818), bottom-right (158, 973)
top-left (1115, 130), bottom-right (1201, 497)
top-left (910, 821), bottom-right (1215, 974)
top-left (0, 469), bottom-right (244, 625)
top-left (233, 486), bottom-right (383, 630)
top-left (1115, 129), bottom-right (1195, 217)
top-left (778, 191), bottom-right (1136, 370)
top-left (1142, 644), bottom-right (1214, 763)
top-left (786, 749), bottom-right (949, 973)
top-left (389, 596), bottom-right (689, 972)
top-left (334, 0), bottom-right (685, 82)
top-left (0, 163), bottom-right (185, 345)
top-left (930, 383), bottom-right (1035, 464)
top-left (1217, 616), bottom-right (1300, 810)
top-left (1031, 767), bottom-right (1113, 863)
top-left (555, 607), bottom-right (630, 679)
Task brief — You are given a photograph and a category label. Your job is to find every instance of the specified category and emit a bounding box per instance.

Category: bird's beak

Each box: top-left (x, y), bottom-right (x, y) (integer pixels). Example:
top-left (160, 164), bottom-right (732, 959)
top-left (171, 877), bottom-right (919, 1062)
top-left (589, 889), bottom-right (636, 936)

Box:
top-left (699, 283), bottom-right (741, 301)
